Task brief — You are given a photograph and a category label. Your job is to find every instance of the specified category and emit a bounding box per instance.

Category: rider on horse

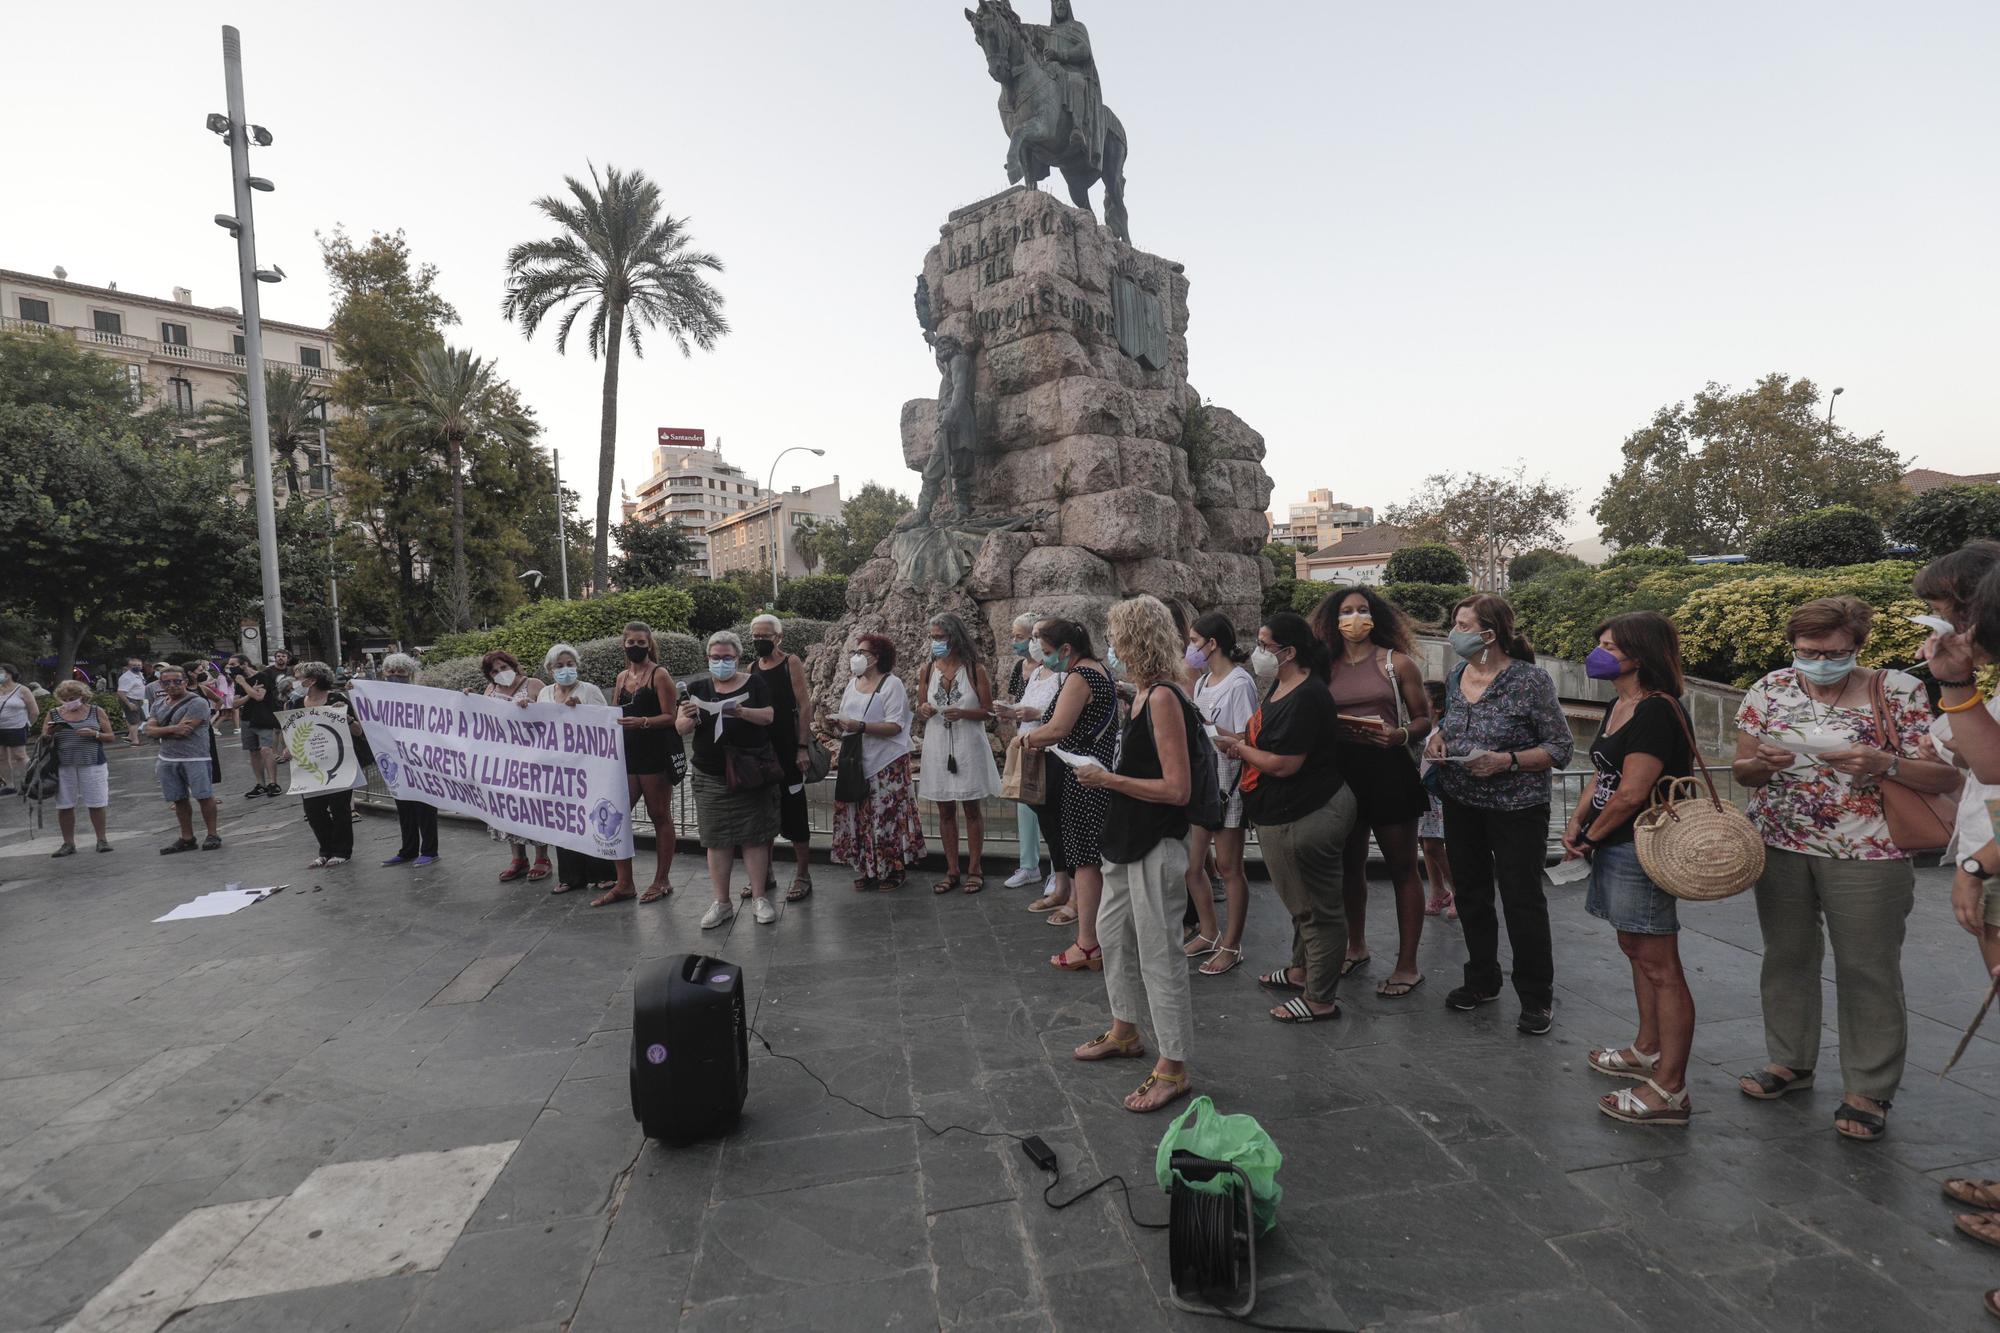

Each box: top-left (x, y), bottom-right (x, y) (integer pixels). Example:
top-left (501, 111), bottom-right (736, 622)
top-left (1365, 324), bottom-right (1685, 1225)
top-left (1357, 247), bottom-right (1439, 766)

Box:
top-left (1022, 0), bottom-right (1106, 174)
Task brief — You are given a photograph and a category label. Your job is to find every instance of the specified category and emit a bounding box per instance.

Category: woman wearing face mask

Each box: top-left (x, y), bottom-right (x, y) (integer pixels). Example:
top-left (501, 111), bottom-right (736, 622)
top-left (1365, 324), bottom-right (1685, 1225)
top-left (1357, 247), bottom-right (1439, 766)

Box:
top-left (1019, 618), bottom-right (1120, 971)
top-left (676, 631), bottom-right (782, 928)
top-left (611, 622), bottom-right (681, 906)
top-left (1560, 613), bottom-right (1697, 1125)
top-left (376, 654), bottom-right (440, 868)
top-left (998, 611), bottom-right (1057, 896)
top-left (40, 680), bottom-right (113, 855)
top-left (1313, 587), bottom-right (1434, 998)
top-left (1914, 544), bottom-right (2000, 858)
top-left (1182, 614), bottom-right (1258, 975)
top-left (1425, 595), bottom-right (1573, 1035)
top-left (536, 642), bottom-right (630, 899)
top-left (1731, 596), bottom-right (1957, 1142)
top-left (297, 661), bottom-right (370, 868)
top-left (476, 650), bottom-right (551, 881)
top-left (829, 634), bottom-right (925, 890)
top-left (915, 613), bottom-right (1002, 894)
top-left (749, 614), bottom-right (815, 901)
top-left (0, 662), bottom-right (38, 797)
top-left (1216, 613), bottom-right (1354, 1022)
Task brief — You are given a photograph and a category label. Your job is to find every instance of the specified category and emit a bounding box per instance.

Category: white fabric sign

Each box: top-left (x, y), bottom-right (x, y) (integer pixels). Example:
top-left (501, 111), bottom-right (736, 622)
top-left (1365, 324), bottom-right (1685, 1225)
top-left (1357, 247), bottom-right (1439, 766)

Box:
top-left (276, 706), bottom-right (365, 795)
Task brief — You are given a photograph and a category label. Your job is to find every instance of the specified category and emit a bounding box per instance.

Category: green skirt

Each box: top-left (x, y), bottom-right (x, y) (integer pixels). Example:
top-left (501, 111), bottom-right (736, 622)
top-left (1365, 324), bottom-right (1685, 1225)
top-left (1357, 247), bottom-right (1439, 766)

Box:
top-left (691, 768), bottom-right (781, 849)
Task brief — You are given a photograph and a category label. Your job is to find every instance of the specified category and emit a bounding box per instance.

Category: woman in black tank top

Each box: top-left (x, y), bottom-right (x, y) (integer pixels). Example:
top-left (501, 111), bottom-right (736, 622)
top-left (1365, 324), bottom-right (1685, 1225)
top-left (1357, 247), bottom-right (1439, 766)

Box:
top-left (602, 622), bottom-right (680, 906)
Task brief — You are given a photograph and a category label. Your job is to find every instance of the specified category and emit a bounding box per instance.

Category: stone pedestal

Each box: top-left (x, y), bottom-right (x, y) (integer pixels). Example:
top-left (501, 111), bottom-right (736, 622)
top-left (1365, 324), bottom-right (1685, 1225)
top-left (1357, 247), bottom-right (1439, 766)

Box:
top-left (810, 188), bottom-right (1274, 706)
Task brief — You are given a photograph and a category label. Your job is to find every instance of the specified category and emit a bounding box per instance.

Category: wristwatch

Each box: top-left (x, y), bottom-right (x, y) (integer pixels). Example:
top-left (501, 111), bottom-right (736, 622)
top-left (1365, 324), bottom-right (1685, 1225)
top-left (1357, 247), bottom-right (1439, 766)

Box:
top-left (1962, 856), bottom-right (1993, 881)
top-left (1507, 752), bottom-right (1521, 772)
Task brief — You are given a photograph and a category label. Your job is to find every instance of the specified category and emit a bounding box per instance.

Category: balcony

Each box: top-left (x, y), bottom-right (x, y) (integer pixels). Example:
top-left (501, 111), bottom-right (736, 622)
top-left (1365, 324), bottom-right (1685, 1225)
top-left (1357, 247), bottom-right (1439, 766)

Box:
top-left (0, 316), bottom-right (332, 381)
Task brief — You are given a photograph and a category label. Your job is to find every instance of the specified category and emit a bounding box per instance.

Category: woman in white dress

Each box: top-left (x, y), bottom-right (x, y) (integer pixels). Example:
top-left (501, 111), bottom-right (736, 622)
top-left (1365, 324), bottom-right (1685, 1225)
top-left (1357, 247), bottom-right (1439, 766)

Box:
top-left (916, 612), bottom-right (1002, 894)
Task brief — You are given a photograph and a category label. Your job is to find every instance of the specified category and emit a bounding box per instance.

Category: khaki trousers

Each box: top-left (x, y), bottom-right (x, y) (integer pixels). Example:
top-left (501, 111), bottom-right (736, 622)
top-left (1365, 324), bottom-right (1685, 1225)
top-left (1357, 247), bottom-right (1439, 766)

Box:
top-left (1753, 846), bottom-right (1915, 1101)
top-left (1099, 836), bottom-right (1194, 1062)
top-left (1257, 786), bottom-right (1360, 1006)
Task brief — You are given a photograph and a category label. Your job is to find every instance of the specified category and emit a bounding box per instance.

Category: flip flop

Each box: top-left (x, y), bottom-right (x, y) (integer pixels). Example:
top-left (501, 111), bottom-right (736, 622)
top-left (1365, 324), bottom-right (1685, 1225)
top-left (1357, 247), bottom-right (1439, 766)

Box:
top-left (637, 884), bottom-right (671, 904)
top-left (1376, 975), bottom-right (1425, 998)
top-left (1340, 955), bottom-right (1371, 978)
top-left (1272, 996), bottom-right (1338, 1024)
top-left (589, 887), bottom-right (637, 907)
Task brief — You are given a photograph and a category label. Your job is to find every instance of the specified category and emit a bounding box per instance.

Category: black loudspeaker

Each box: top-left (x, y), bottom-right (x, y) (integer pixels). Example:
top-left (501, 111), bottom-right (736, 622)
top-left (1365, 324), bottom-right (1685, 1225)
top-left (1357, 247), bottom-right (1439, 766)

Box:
top-left (630, 953), bottom-right (748, 1143)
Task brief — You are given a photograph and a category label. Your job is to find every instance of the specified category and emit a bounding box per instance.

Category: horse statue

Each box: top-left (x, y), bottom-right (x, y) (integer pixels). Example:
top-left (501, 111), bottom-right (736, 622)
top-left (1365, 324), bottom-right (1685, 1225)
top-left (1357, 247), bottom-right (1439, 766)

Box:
top-left (965, 0), bottom-right (1132, 244)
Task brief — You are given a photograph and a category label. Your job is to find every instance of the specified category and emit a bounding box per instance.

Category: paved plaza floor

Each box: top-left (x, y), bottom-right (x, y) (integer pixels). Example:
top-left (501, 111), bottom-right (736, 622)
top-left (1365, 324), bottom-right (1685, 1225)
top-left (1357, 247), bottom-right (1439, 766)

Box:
top-left (2, 743), bottom-right (1999, 1331)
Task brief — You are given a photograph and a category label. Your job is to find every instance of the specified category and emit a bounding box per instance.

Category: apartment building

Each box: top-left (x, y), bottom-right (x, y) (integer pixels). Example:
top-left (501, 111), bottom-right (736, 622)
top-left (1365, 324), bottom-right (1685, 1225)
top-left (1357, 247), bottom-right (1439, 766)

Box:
top-left (0, 267), bottom-right (336, 417)
top-left (1283, 489), bottom-right (1375, 550)
top-left (707, 478), bottom-right (844, 579)
top-left (621, 430), bottom-right (766, 579)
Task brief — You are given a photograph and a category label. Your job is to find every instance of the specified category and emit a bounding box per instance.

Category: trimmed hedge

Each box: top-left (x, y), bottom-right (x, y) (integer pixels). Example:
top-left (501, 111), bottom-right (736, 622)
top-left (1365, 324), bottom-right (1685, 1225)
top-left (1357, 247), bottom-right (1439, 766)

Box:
top-left (1384, 543), bottom-right (1468, 586)
top-left (1744, 506), bottom-right (1886, 569)
top-left (1380, 582), bottom-right (1473, 627)
top-left (427, 587), bottom-right (694, 665)
top-left (1676, 564), bottom-right (1927, 684)
top-left (687, 582), bottom-right (744, 636)
top-left (776, 575), bottom-right (849, 621)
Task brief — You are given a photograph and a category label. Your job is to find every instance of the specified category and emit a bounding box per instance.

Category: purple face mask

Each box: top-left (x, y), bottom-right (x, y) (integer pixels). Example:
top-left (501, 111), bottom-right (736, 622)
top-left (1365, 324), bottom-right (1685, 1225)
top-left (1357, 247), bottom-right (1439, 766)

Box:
top-left (1584, 646), bottom-right (1625, 680)
top-left (1184, 644), bottom-right (1209, 670)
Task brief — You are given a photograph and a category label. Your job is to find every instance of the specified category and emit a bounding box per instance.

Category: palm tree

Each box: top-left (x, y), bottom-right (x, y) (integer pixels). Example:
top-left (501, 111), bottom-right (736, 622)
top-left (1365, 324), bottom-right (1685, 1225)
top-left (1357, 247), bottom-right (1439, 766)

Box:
top-left (502, 164), bottom-right (727, 592)
top-left (191, 365), bottom-right (325, 494)
top-left (380, 343), bottom-right (530, 632)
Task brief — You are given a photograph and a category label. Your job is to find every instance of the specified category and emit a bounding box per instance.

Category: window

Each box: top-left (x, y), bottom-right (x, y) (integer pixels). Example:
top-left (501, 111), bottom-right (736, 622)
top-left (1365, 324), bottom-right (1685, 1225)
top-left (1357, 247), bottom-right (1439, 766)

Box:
top-left (168, 377), bottom-right (194, 415)
top-left (122, 365), bottom-right (143, 404)
top-left (299, 346), bottom-right (322, 368)
top-left (16, 297), bottom-right (49, 323)
top-left (160, 321), bottom-right (189, 347)
top-left (93, 310), bottom-right (123, 335)
top-left (232, 334), bottom-right (246, 356)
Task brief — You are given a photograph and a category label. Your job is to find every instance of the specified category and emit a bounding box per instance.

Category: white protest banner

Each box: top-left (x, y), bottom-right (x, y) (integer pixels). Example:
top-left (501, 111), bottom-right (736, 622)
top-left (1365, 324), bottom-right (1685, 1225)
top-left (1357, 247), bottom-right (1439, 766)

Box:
top-left (276, 705), bottom-right (364, 795)
top-left (347, 681), bottom-right (633, 860)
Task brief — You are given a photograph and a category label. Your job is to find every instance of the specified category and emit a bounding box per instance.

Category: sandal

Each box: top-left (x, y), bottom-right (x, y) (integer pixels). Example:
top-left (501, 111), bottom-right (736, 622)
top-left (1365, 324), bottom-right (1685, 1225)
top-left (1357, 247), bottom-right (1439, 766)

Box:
top-left (1424, 890), bottom-right (1454, 917)
top-left (1589, 1047), bottom-right (1660, 1080)
top-left (526, 858), bottom-right (552, 882)
top-left (308, 856), bottom-right (328, 869)
top-left (1124, 1069), bottom-right (1192, 1114)
top-left (786, 877), bottom-right (813, 902)
top-left (1258, 967), bottom-right (1303, 992)
top-left (880, 871), bottom-right (906, 891)
top-left (933, 873), bottom-right (962, 895)
top-left (638, 883), bottom-right (671, 904)
top-left (1028, 893), bottom-right (1065, 913)
top-left (589, 886), bottom-right (637, 907)
top-left (1340, 954), bottom-right (1371, 978)
top-left (1957, 1212), bottom-right (2000, 1250)
top-left (1183, 933), bottom-right (1217, 959)
top-left (1946, 1179), bottom-right (2000, 1211)
top-left (853, 876), bottom-right (878, 892)
top-left (1272, 996), bottom-right (1338, 1024)
top-left (1738, 1066), bottom-right (1814, 1100)
top-left (1046, 906), bottom-right (1079, 927)
top-left (1376, 975), bottom-right (1425, 999)
top-left (1074, 1029), bottom-right (1146, 1062)
top-left (1599, 1078), bottom-right (1692, 1127)
top-left (1051, 943), bottom-right (1103, 972)
top-left (1986, 1290), bottom-right (2000, 1322)
top-left (1199, 947), bottom-right (1243, 977)
top-left (498, 859), bottom-right (529, 883)
top-left (549, 878), bottom-right (582, 894)
top-left (1834, 1099), bottom-right (1890, 1142)
top-left (963, 875), bottom-right (984, 895)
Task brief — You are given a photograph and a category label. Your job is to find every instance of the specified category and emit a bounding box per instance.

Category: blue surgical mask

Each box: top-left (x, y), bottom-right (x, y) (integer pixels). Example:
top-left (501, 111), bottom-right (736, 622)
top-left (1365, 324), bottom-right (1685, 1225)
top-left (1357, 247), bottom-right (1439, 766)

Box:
top-left (1794, 654), bottom-right (1856, 686)
top-left (929, 640), bottom-right (949, 659)
top-left (709, 658), bottom-right (737, 680)
top-left (1042, 649), bottom-right (1066, 673)
top-left (553, 667), bottom-right (579, 687)
top-left (1105, 647), bottom-right (1122, 676)
top-left (1011, 639), bottom-right (1030, 657)
top-left (1448, 629), bottom-right (1490, 661)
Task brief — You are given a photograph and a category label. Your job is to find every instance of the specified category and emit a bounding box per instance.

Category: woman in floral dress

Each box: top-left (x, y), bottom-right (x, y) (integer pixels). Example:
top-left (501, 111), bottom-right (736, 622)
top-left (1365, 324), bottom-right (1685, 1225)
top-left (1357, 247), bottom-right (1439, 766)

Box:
top-left (829, 633), bottom-right (926, 890)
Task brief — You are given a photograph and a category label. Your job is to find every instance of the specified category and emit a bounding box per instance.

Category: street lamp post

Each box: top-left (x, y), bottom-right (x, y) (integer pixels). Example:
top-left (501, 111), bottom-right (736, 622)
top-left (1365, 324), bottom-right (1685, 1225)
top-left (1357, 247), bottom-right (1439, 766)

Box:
top-left (552, 448), bottom-right (571, 600)
top-left (1825, 385), bottom-right (1845, 445)
top-left (765, 446), bottom-right (827, 605)
top-left (319, 421), bottom-right (341, 664)
top-left (212, 25), bottom-right (286, 661)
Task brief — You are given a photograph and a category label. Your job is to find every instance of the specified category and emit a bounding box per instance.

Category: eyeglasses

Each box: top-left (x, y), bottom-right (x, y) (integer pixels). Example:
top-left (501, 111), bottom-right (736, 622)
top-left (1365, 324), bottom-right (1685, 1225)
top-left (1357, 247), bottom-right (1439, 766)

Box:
top-left (1793, 647), bottom-right (1856, 661)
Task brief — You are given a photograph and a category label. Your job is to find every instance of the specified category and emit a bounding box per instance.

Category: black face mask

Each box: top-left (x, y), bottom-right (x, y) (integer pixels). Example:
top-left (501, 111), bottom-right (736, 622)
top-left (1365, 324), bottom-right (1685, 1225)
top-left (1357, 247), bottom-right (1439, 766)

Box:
top-left (753, 638), bottom-right (776, 659)
top-left (624, 644), bottom-right (649, 663)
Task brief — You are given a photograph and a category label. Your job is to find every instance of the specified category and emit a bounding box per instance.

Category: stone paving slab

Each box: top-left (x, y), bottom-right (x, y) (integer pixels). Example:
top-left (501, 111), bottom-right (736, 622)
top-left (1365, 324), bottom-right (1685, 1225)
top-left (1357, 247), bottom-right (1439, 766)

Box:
top-left (0, 742), bottom-right (1997, 1329)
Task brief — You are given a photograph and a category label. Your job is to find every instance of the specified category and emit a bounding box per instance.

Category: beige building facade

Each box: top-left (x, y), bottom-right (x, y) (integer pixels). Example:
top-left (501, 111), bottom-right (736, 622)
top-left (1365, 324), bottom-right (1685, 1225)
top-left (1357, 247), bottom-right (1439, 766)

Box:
top-left (706, 478), bottom-right (844, 579)
top-left (622, 432), bottom-right (766, 579)
top-left (1281, 488), bottom-right (1374, 550)
top-left (0, 267), bottom-right (336, 418)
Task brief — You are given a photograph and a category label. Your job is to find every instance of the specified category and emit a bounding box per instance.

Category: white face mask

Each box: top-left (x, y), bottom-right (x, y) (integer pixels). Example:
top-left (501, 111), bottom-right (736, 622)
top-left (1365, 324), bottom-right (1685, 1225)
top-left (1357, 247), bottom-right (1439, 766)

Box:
top-left (1251, 647), bottom-right (1278, 676)
top-left (492, 669), bottom-right (517, 687)
top-left (849, 654), bottom-right (870, 677)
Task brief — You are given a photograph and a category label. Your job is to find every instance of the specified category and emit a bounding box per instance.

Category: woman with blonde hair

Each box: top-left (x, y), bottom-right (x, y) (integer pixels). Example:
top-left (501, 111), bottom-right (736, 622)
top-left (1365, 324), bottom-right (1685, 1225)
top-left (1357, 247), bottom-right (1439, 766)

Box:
top-left (1073, 596), bottom-right (1199, 1112)
top-left (40, 680), bottom-right (113, 855)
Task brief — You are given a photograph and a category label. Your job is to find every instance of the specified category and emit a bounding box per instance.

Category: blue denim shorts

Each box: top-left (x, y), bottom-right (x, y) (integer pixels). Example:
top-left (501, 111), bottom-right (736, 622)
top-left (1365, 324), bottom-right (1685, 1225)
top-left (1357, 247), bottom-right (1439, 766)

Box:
top-left (1584, 840), bottom-right (1679, 935)
top-left (157, 760), bottom-right (214, 804)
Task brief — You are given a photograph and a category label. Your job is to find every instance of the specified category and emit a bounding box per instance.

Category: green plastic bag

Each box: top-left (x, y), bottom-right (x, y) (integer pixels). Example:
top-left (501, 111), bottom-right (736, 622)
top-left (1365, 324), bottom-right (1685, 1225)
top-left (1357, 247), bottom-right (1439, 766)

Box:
top-left (1154, 1095), bottom-right (1283, 1234)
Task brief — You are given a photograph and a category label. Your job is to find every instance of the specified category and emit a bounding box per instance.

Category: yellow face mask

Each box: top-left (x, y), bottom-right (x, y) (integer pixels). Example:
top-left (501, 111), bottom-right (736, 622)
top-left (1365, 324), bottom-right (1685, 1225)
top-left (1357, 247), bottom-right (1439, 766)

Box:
top-left (1338, 612), bottom-right (1374, 642)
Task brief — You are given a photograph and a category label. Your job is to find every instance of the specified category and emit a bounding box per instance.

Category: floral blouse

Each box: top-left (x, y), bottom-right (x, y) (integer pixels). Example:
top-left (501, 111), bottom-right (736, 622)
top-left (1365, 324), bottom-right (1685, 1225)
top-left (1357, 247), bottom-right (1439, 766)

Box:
top-left (1735, 667), bottom-right (1931, 860)
top-left (1435, 661), bottom-right (1574, 811)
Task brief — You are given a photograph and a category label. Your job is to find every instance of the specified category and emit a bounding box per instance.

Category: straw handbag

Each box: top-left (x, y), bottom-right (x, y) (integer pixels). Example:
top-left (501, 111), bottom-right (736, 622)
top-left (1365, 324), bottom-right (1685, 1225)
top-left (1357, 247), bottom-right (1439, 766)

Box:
top-left (1632, 698), bottom-right (1765, 902)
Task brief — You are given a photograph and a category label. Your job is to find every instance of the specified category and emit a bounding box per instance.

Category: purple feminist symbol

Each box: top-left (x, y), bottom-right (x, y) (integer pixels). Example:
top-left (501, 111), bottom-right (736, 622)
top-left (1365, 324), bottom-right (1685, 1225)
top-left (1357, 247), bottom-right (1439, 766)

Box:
top-left (645, 1043), bottom-right (667, 1066)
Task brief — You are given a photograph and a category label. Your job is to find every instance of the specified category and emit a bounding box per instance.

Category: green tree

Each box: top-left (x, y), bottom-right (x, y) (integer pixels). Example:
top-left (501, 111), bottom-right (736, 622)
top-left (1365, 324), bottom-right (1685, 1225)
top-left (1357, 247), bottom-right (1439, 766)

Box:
top-left (1891, 484), bottom-right (2000, 560)
top-left (190, 364), bottom-right (326, 495)
top-left (610, 518), bottom-right (699, 588)
top-left (1744, 505), bottom-right (1886, 569)
top-left (503, 164), bottom-right (728, 592)
top-left (1593, 374), bottom-right (1904, 551)
top-left (1260, 542), bottom-right (1298, 570)
top-left (686, 582), bottom-right (744, 636)
top-left (380, 342), bottom-right (534, 632)
top-left (1384, 465), bottom-right (1574, 592)
top-left (775, 574), bottom-right (849, 620)
top-left (1507, 548), bottom-right (1586, 584)
top-left (812, 483), bottom-right (915, 574)
top-left (1606, 545), bottom-right (1688, 569)
top-left (1385, 542), bottom-right (1468, 585)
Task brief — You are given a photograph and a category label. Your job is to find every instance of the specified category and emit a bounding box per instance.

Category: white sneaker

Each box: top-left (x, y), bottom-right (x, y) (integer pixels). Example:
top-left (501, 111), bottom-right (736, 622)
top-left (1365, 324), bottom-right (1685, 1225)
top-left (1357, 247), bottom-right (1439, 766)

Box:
top-left (700, 901), bottom-right (734, 930)
top-left (1043, 874), bottom-right (1059, 898)
top-left (753, 896), bottom-right (778, 925)
top-left (1004, 866), bottom-right (1041, 889)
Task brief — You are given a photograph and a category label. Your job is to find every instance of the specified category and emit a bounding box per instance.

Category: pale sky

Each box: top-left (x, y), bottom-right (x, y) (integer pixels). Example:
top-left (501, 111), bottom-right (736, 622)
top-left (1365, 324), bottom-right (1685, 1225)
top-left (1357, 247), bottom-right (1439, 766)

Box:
top-left (6, 1), bottom-right (1995, 548)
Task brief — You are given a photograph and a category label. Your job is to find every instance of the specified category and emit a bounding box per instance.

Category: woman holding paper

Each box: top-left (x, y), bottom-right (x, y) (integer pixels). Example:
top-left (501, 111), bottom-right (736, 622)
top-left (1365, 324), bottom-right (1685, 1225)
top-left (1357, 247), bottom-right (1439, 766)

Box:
top-left (1314, 587), bottom-right (1434, 998)
top-left (1730, 596), bottom-right (1956, 1142)
top-left (296, 661), bottom-right (370, 868)
top-left (1019, 617), bottom-right (1120, 972)
top-left (1071, 596), bottom-right (1197, 1112)
top-left (829, 633), bottom-right (925, 891)
top-left (1426, 595), bottom-right (1572, 1035)
top-left (677, 631), bottom-right (781, 929)
top-left (480, 650), bottom-right (551, 883)
top-left (915, 612), bottom-right (1002, 894)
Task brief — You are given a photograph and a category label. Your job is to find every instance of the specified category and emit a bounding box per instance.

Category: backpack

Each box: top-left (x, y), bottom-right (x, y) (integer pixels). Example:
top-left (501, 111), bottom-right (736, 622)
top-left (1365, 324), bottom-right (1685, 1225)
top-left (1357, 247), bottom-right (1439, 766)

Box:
top-left (20, 736), bottom-right (60, 828)
top-left (1162, 685), bottom-right (1224, 832)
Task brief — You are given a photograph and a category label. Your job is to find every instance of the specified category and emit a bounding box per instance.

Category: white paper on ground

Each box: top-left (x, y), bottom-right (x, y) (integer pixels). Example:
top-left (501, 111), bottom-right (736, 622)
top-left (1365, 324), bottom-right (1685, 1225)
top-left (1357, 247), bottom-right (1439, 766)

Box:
top-left (1050, 747), bottom-right (1104, 770)
top-left (153, 886), bottom-right (282, 923)
top-left (1546, 857), bottom-right (1593, 885)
